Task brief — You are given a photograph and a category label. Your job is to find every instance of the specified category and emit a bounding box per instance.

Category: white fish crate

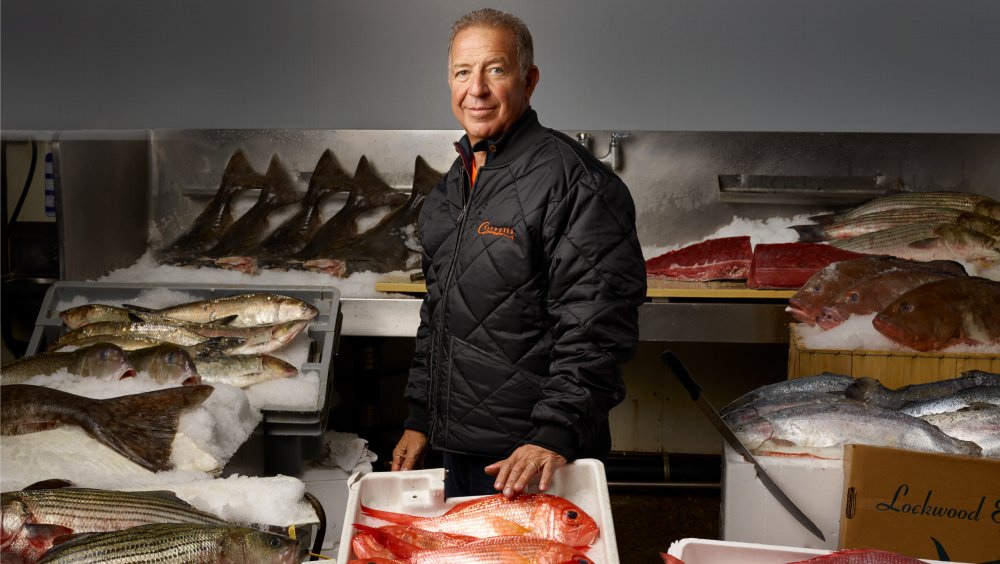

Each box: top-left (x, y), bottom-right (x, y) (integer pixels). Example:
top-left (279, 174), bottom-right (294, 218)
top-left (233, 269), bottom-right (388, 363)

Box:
top-left (665, 538), bottom-right (955, 564)
top-left (25, 281), bottom-right (341, 434)
top-left (336, 458), bottom-right (619, 564)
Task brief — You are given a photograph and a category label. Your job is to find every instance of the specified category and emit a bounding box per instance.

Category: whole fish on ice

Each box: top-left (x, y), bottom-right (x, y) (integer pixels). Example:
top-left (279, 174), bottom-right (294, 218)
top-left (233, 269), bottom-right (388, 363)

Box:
top-left (733, 402), bottom-right (982, 458)
top-left (786, 255), bottom-right (965, 326)
top-left (125, 344), bottom-right (202, 386)
top-left (816, 267), bottom-right (964, 329)
top-left (159, 150), bottom-right (265, 264)
top-left (899, 385), bottom-right (1000, 417)
top-left (1, 483), bottom-right (227, 563)
top-left (844, 372), bottom-right (1000, 410)
top-left (36, 523), bottom-right (305, 564)
top-left (719, 372), bottom-right (856, 417)
top-left (122, 292), bottom-right (318, 328)
top-left (0, 384), bottom-right (213, 472)
top-left (872, 276), bottom-right (1000, 351)
top-left (1, 343), bottom-right (135, 385)
top-left (303, 156), bottom-right (442, 277)
top-left (195, 354), bottom-right (298, 388)
top-left (792, 206), bottom-right (1000, 242)
top-left (811, 191), bottom-right (1000, 223)
top-left (787, 548), bottom-right (927, 563)
top-left (830, 222), bottom-right (1000, 264)
top-left (921, 404), bottom-right (1000, 458)
top-left (353, 534), bottom-right (596, 564)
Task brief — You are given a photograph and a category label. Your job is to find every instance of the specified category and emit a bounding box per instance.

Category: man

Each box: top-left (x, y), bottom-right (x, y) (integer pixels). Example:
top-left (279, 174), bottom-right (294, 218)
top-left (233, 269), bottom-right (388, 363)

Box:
top-left (391, 8), bottom-right (646, 498)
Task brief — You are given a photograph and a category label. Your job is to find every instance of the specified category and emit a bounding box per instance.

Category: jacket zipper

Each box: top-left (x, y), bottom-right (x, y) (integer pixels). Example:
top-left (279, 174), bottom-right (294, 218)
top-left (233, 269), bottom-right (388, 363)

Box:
top-left (430, 144), bottom-right (478, 445)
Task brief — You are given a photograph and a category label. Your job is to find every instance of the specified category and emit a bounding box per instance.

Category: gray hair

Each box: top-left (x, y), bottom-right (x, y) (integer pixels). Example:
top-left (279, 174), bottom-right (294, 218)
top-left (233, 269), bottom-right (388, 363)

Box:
top-left (448, 8), bottom-right (534, 78)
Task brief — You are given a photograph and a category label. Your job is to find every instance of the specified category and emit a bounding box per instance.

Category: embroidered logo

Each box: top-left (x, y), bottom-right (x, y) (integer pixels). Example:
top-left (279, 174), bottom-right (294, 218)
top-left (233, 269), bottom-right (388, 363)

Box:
top-left (477, 220), bottom-right (515, 240)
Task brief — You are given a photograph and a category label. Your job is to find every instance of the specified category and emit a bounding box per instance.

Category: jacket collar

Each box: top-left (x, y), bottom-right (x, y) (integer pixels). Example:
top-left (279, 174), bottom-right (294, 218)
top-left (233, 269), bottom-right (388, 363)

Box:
top-left (454, 108), bottom-right (546, 169)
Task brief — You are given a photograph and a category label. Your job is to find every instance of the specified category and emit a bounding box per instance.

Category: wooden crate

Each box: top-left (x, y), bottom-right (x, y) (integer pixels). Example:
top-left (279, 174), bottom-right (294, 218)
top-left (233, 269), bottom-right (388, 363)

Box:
top-left (787, 324), bottom-right (1000, 388)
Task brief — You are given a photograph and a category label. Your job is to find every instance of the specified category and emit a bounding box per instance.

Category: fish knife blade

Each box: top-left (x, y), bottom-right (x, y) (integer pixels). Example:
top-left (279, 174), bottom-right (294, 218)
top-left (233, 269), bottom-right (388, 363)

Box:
top-left (661, 350), bottom-right (827, 542)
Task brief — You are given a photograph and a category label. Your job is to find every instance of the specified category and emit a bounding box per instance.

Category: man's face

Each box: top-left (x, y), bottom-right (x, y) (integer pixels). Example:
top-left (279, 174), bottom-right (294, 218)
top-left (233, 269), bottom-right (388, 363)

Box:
top-left (448, 26), bottom-right (539, 147)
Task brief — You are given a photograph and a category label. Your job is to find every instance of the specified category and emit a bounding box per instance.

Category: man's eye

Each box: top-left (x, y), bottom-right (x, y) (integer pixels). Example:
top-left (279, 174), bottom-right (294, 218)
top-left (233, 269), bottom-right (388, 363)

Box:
top-left (489, 67), bottom-right (505, 75)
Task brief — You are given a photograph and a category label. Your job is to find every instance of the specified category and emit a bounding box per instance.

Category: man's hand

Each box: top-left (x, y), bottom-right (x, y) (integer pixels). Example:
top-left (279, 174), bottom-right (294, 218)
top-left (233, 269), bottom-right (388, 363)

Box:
top-left (391, 429), bottom-right (427, 471)
top-left (484, 444), bottom-right (567, 498)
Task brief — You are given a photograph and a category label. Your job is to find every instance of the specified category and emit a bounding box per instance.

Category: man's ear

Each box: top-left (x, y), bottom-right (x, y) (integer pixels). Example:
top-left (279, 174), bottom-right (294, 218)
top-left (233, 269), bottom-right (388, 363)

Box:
top-left (525, 66), bottom-right (540, 98)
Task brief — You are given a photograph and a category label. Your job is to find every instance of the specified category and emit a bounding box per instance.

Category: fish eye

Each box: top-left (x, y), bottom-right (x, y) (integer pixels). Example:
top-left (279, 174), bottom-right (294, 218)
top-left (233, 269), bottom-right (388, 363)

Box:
top-left (900, 302), bottom-right (914, 313)
top-left (847, 292), bottom-right (859, 303)
top-left (268, 536), bottom-right (282, 548)
top-left (565, 510), bottom-right (578, 520)
top-left (810, 285), bottom-right (822, 293)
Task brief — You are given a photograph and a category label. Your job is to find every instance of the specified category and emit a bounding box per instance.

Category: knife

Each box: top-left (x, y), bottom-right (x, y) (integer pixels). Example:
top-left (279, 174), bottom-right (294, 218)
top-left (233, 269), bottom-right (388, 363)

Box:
top-left (661, 350), bottom-right (827, 542)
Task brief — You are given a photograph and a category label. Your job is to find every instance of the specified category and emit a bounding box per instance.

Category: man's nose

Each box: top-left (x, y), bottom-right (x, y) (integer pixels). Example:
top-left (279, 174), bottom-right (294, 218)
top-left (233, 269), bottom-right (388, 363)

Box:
top-left (468, 73), bottom-right (488, 96)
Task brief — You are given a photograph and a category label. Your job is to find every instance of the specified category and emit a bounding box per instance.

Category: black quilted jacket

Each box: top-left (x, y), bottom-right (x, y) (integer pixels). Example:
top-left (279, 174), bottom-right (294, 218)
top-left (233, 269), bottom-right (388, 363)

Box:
top-left (403, 109), bottom-right (646, 460)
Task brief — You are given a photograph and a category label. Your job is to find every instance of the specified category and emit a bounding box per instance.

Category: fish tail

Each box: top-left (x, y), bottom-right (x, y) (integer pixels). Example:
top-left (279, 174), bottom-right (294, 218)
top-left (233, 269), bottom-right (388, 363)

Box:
top-left (790, 224), bottom-right (828, 243)
top-left (85, 385), bottom-right (214, 472)
top-left (359, 505), bottom-right (418, 527)
top-left (352, 524), bottom-right (420, 559)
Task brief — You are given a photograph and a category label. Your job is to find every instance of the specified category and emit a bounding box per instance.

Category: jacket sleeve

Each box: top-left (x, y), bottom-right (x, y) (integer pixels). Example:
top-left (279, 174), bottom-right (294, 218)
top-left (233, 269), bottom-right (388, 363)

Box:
top-left (529, 166), bottom-right (647, 459)
top-left (402, 293), bottom-right (431, 434)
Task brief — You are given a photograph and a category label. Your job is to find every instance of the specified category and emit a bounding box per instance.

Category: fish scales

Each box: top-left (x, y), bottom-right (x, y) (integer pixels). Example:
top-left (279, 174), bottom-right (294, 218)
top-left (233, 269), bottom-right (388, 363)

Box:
top-left (846, 373), bottom-right (1000, 410)
top-left (793, 207), bottom-right (1000, 242)
top-left (720, 373), bottom-right (856, 416)
top-left (831, 222), bottom-right (1000, 263)
top-left (900, 385), bottom-right (1000, 417)
top-left (48, 321), bottom-right (211, 351)
top-left (131, 293), bottom-right (318, 328)
top-left (823, 191), bottom-right (1000, 222)
top-left (37, 523), bottom-right (304, 564)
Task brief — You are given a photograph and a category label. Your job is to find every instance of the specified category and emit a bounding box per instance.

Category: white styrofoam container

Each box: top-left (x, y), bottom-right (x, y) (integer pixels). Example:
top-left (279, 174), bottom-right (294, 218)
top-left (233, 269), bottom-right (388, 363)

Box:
top-left (721, 443), bottom-right (843, 550)
top-left (336, 458), bottom-right (618, 563)
top-left (301, 461), bottom-right (373, 558)
top-left (666, 538), bottom-right (957, 564)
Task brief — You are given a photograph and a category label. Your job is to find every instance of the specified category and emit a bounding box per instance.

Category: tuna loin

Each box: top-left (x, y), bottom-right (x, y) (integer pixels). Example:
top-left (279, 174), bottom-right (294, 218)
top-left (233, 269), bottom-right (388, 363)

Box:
top-left (645, 236), bottom-right (752, 281)
top-left (746, 243), bottom-right (865, 289)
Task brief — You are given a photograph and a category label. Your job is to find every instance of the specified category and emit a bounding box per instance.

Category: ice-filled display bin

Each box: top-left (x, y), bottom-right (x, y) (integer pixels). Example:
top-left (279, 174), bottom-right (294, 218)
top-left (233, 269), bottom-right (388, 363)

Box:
top-left (25, 281), bottom-right (341, 435)
top-left (336, 458), bottom-right (619, 563)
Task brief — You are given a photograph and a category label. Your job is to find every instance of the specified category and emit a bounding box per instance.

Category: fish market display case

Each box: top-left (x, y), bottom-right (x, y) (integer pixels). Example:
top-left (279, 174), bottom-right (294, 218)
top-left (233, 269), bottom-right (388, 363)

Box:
top-left (8, 129), bottom-right (1000, 345)
top-left (24, 281), bottom-right (342, 472)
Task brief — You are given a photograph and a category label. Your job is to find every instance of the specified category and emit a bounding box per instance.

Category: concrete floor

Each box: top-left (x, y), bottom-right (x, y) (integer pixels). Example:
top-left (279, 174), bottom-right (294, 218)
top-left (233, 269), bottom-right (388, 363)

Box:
top-left (610, 488), bottom-right (721, 562)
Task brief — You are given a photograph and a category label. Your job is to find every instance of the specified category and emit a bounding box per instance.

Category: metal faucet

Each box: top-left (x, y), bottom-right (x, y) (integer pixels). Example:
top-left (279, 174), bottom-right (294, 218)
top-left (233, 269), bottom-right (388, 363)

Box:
top-left (575, 131), bottom-right (628, 171)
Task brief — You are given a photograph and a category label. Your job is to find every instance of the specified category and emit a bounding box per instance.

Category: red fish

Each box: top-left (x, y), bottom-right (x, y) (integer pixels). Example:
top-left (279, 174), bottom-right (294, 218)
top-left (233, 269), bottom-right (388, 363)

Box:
top-left (352, 524), bottom-right (474, 559)
top-left (788, 548), bottom-right (925, 563)
top-left (405, 535), bottom-right (594, 564)
top-left (352, 531), bottom-right (397, 561)
top-left (873, 276), bottom-right (1000, 351)
top-left (360, 493), bottom-right (599, 548)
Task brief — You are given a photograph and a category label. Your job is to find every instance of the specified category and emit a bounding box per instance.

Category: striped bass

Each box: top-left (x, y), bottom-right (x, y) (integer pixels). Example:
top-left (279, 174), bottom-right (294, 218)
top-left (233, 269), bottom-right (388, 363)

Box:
top-left (1, 485), bottom-right (226, 563)
top-left (830, 222), bottom-right (1000, 264)
top-left (793, 207), bottom-right (1000, 242)
top-left (814, 191), bottom-right (1000, 223)
top-left (37, 523), bottom-right (304, 563)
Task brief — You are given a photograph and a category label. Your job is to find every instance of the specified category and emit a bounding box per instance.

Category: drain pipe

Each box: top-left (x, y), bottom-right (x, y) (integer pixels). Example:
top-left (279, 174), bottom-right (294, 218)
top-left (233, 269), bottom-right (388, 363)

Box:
top-left (604, 452), bottom-right (721, 491)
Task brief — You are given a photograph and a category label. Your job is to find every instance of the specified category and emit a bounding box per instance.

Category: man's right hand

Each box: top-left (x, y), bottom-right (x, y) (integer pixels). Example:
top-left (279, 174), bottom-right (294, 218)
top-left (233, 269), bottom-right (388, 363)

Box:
top-left (391, 429), bottom-right (427, 471)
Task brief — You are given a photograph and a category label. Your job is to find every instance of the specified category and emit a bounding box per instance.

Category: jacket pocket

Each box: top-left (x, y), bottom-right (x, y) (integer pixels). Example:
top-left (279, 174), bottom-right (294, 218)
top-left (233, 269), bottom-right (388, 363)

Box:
top-left (446, 337), bottom-right (541, 445)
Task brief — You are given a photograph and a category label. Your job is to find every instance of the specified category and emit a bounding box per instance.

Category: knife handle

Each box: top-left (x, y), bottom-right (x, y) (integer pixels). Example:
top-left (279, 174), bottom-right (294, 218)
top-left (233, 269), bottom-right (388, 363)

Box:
top-left (661, 350), bottom-right (701, 401)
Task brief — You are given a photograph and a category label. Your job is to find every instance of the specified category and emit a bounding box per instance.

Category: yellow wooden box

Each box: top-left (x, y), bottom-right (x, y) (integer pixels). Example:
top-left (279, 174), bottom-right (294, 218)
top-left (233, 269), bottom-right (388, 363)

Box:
top-left (787, 324), bottom-right (1000, 388)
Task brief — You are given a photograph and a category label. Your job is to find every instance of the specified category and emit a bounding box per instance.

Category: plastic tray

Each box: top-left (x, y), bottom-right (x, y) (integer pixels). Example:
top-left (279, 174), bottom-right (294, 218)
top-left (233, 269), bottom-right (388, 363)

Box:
top-left (336, 458), bottom-right (619, 563)
top-left (26, 281), bottom-right (341, 435)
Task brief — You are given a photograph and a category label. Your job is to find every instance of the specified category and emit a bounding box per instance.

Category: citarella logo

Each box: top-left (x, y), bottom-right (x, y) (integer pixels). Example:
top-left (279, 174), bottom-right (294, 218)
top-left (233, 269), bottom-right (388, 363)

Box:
top-left (477, 221), bottom-right (515, 240)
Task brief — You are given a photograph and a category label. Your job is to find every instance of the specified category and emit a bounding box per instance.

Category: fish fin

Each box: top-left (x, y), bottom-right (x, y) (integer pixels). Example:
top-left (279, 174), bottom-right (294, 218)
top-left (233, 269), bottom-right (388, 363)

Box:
top-left (907, 237), bottom-right (941, 250)
top-left (25, 524), bottom-right (74, 547)
top-left (352, 157), bottom-right (409, 209)
top-left (121, 303), bottom-right (157, 314)
top-left (661, 553), bottom-right (686, 564)
top-left (262, 154), bottom-right (304, 208)
top-left (85, 385), bottom-right (214, 471)
top-left (412, 156), bottom-right (444, 198)
top-left (23, 478), bottom-right (75, 490)
top-left (306, 149), bottom-right (352, 202)
top-left (187, 336), bottom-right (246, 357)
top-left (807, 213), bottom-right (838, 225)
top-left (790, 224), bottom-right (827, 243)
top-left (205, 314), bottom-right (240, 326)
top-left (843, 377), bottom-right (882, 402)
top-left (359, 504), bottom-right (417, 526)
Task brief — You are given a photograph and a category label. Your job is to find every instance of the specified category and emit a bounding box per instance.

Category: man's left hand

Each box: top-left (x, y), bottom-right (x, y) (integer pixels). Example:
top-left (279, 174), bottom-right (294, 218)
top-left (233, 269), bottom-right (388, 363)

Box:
top-left (484, 444), bottom-right (567, 498)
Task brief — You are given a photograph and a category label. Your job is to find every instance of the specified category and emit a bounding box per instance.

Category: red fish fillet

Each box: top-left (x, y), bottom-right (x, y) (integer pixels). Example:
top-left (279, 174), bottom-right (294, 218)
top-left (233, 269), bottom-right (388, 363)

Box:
top-left (645, 236), bottom-right (752, 281)
top-left (747, 243), bottom-right (865, 289)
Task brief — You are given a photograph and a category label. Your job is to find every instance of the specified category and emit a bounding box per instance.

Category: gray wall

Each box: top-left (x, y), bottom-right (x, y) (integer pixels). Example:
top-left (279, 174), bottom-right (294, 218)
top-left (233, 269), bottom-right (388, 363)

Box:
top-left (3, 0), bottom-right (999, 132)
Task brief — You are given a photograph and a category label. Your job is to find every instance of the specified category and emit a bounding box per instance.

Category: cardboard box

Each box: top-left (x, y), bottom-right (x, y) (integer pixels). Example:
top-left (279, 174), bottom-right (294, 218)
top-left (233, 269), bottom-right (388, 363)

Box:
top-left (721, 443), bottom-right (842, 550)
top-left (787, 324), bottom-right (1000, 389)
top-left (336, 458), bottom-right (619, 563)
top-left (840, 445), bottom-right (1000, 563)
top-left (666, 538), bottom-right (951, 564)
